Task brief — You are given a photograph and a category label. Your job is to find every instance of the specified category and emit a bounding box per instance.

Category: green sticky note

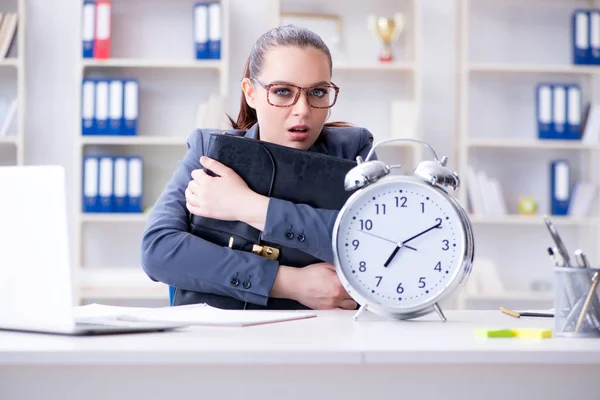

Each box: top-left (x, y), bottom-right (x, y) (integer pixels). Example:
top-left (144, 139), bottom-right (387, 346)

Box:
top-left (475, 329), bottom-right (517, 338)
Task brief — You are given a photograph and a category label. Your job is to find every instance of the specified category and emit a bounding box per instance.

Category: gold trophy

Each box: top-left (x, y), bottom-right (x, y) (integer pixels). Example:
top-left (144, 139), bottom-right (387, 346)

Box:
top-left (368, 13), bottom-right (404, 62)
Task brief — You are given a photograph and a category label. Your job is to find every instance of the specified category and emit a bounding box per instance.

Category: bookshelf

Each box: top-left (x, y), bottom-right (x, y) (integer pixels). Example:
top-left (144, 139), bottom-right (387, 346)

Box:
top-left (456, 0), bottom-right (600, 308)
top-left (0, 0), bottom-right (25, 166)
top-left (73, 0), bottom-right (422, 305)
top-left (73, 0), bottom-right (230, 304)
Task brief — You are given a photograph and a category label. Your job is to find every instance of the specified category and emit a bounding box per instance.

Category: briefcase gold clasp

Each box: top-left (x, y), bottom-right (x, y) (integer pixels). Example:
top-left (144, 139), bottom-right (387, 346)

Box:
top-left (228, 237), bottom-right (279, 260)
top-left (251, 244), bottom-right (280, 260)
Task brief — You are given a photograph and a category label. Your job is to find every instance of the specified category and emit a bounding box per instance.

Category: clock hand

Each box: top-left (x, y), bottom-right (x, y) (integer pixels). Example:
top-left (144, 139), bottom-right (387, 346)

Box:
top-left (383, 243), bottom-right (403, 267)
top-left (356, 230), bottom-right (416, 251)
top-left (401, 221), bottom-right (442, 246)
top-left (383, 221), bottom-right (442, 268)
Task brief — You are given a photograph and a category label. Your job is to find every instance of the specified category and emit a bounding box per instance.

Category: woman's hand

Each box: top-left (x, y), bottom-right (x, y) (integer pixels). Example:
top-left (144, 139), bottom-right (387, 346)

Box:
top-left (186, 156), bottom-right (269, 229)
top-left (271, 263), bottom-right (357, 310)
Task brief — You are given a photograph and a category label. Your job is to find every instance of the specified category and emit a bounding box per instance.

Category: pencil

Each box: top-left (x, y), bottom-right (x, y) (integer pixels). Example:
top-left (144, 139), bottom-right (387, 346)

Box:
top-left (500, 307), bottom-right (520, 318)
top-left (575, 272), bottom-right (600, 333)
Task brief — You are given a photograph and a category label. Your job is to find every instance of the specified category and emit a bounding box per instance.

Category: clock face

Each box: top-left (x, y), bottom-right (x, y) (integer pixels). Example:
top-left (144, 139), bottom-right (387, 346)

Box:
top-left (334, 178), bottom-right (468, 312)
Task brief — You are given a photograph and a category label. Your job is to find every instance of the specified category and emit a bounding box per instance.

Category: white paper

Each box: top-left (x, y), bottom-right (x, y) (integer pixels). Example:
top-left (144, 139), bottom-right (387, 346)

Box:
top-left (74, 303), bottom-right (317, 327)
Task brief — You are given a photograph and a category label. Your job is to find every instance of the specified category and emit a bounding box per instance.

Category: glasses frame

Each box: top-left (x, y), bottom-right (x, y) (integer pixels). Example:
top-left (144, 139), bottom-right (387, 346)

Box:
top-left (251, 77), bottom-right (340, 109)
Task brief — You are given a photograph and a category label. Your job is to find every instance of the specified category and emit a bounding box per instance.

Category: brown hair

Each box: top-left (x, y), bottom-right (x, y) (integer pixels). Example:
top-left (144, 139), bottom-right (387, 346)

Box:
top-left (228, 24), bottom-right (352, 130)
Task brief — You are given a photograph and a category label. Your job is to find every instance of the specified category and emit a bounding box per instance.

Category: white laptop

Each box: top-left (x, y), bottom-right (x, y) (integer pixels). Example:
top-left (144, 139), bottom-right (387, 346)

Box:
top-left (0, 165), bottom-right (185, 335)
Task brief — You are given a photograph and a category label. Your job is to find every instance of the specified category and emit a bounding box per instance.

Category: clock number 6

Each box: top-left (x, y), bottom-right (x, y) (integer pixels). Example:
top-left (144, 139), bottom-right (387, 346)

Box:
top-left (396, 283), bottom-right (404, 294)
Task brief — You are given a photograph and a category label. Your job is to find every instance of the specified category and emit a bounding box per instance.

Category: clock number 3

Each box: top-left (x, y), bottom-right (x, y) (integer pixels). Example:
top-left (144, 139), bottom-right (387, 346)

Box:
top-left (442, 240), bottom-right (450, 251)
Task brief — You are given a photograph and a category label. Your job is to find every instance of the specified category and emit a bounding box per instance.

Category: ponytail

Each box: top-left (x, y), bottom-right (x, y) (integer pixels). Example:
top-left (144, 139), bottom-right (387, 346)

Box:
top-left (227, 57), bottom-right (258, 130)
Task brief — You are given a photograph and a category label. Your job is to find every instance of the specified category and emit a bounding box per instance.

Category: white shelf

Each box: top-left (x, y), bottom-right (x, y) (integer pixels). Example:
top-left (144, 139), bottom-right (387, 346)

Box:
top-left (80, 136), bottom-right (188, 146)
top-left (0, 58), bottom-right (19, 68)
top-left (78, 267), bottom-right (168, 300)
top-left (81, 58), bottom-right (223, 69)
top-left (468, 63), bottom-right (600, 75)
top-left (0, 136), bottom-right (18, 145)
top-left (333, 62), bottom-right (415, 72)
top-left (469, 215), bottom-right (600, 226)
top-left (467, 138), bottom-right (598, 150)
top-left (80, 213), bottom-right (150, 223)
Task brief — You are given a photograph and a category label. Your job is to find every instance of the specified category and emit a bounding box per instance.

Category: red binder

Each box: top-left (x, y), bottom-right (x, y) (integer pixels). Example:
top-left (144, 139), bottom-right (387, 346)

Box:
top-left (94, 1), bottom-right (111, 59)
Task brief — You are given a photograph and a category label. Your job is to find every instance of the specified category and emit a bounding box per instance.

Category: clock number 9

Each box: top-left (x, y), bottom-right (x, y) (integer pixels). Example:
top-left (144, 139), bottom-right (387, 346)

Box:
top-left (352, 239), bottom-right (360, 250)
top-left (359, 261), bottom-right (366, 272)
top-left (442, 240), bottom-right (450, 251)
top-left (360, 219), bottom-right (373, 231)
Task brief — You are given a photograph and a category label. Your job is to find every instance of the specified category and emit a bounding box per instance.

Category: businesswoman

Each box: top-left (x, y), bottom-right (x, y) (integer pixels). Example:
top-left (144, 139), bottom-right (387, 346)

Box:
top-left (141, 25), bottom-right (374, 310)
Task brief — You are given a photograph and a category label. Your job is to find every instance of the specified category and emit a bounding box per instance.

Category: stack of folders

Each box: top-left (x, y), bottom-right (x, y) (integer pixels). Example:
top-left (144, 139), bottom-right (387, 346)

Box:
top-left (194, 2), bottom-right (221, 60)
top-left (466, 166), bottom-right (508, 217)
top-left (572, 9), bottom-right (600, 65)
top-left (83, 156), bottom-right (143, 213)
top-left (81, 1), bottom-right (112, 59)
top-left (81, 79), bottom-right (139, 136)
top-left (0, 12), bottom-right (18, 59)
top-left (536, 83), bottom-right (582, 140)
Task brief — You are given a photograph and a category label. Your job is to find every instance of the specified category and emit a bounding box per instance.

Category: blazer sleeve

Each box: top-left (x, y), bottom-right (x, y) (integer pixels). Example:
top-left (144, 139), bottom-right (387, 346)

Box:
top-left (141, 131), bottom-right (280, 306)
top-left (260, 128), bottom-right (375, 264)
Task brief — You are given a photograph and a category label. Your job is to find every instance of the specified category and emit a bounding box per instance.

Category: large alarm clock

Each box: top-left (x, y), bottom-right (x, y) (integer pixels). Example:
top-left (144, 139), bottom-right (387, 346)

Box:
top-left (332, 139), bottom-right (475, 322)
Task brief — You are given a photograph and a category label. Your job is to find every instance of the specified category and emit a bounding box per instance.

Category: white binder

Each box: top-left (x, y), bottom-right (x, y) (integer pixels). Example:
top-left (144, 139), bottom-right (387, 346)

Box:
top-left (109, 80), bottom-right (123, 135)
top-left (98, 156), bottom-right (114, 212)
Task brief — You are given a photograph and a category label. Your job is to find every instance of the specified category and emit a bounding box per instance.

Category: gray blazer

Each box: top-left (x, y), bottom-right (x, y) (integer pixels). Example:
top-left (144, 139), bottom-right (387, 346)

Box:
top-left (141, 123), bottom-right (374, 309)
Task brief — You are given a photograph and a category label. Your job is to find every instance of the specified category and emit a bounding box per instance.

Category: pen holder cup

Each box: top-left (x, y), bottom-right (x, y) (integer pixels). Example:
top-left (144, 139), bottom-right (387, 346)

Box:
top-left (554, 267), bottom-right (600, 338)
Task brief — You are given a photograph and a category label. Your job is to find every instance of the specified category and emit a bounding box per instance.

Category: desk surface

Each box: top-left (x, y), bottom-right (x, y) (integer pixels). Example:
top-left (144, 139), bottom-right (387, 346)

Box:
top-left (1, 310), bottom-right (598, 366)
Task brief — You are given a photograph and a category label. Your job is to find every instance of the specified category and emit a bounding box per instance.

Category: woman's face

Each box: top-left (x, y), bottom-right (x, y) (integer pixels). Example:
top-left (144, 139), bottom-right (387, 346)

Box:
top-left (242, 46), bottom-right (332, 150)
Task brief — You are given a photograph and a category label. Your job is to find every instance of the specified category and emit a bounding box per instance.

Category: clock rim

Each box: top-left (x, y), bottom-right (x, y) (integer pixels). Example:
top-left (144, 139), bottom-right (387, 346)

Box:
top-left (332, 175), bottom-right (475, 320)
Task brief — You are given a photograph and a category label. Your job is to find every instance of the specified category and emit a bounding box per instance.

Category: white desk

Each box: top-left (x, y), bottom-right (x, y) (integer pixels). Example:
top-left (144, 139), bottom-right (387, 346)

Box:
top-left (1, 310), bottom-right (599, 400)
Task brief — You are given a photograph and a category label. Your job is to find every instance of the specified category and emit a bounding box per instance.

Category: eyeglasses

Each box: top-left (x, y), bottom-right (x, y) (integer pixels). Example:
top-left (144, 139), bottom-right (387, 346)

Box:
top-left (251, 78), bottom-right (339, 109)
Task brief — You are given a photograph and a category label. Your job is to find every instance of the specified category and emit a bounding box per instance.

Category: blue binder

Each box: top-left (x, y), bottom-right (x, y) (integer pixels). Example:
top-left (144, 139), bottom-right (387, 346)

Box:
top-left (573, 9), bottom-right (591, 65)
top-left (550, 160), bottom-right (571, 216)
top-left (123, 79), bottom-right (139, 136)
top-left (552, 85), bottom-right (567, 139)
top-left (566, 84), bottom-right (582, 140)
top-left (81, 79), bottom-right (96, 135)
top-left (127, 156), bottom-right (143, 213)
top-left (108, 80), bottom-right (123, 136)
top-left (194, 3), bottom-right (209, 59)
top-left (98, 156), bottom-right (114, 213)
top-left (591, 10), bottom-right (600, 65)
top-left (82, 156), bottom-right (99, 213)
top-left (536, 83), bottom-right (554, 139)
top-left (113, 156), bottom-right (129, 213)
top-left (208, 2), bottom-right (221, 59)
top-left (95, 80), bottom-right (110, 135)
top-left (82, 1), bottom-right (95, 58)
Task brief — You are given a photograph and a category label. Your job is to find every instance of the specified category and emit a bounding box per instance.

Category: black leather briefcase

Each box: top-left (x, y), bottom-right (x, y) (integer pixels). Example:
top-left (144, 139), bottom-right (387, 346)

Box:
top-left (188, 132), bottom-right (357, 268)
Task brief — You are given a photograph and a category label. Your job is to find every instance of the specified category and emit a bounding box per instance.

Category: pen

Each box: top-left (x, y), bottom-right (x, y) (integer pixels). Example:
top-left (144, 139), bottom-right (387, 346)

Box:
top-left (574, 249), bottom-right (591, 269)
top-left (543, 216), bottom-right (572, 267)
